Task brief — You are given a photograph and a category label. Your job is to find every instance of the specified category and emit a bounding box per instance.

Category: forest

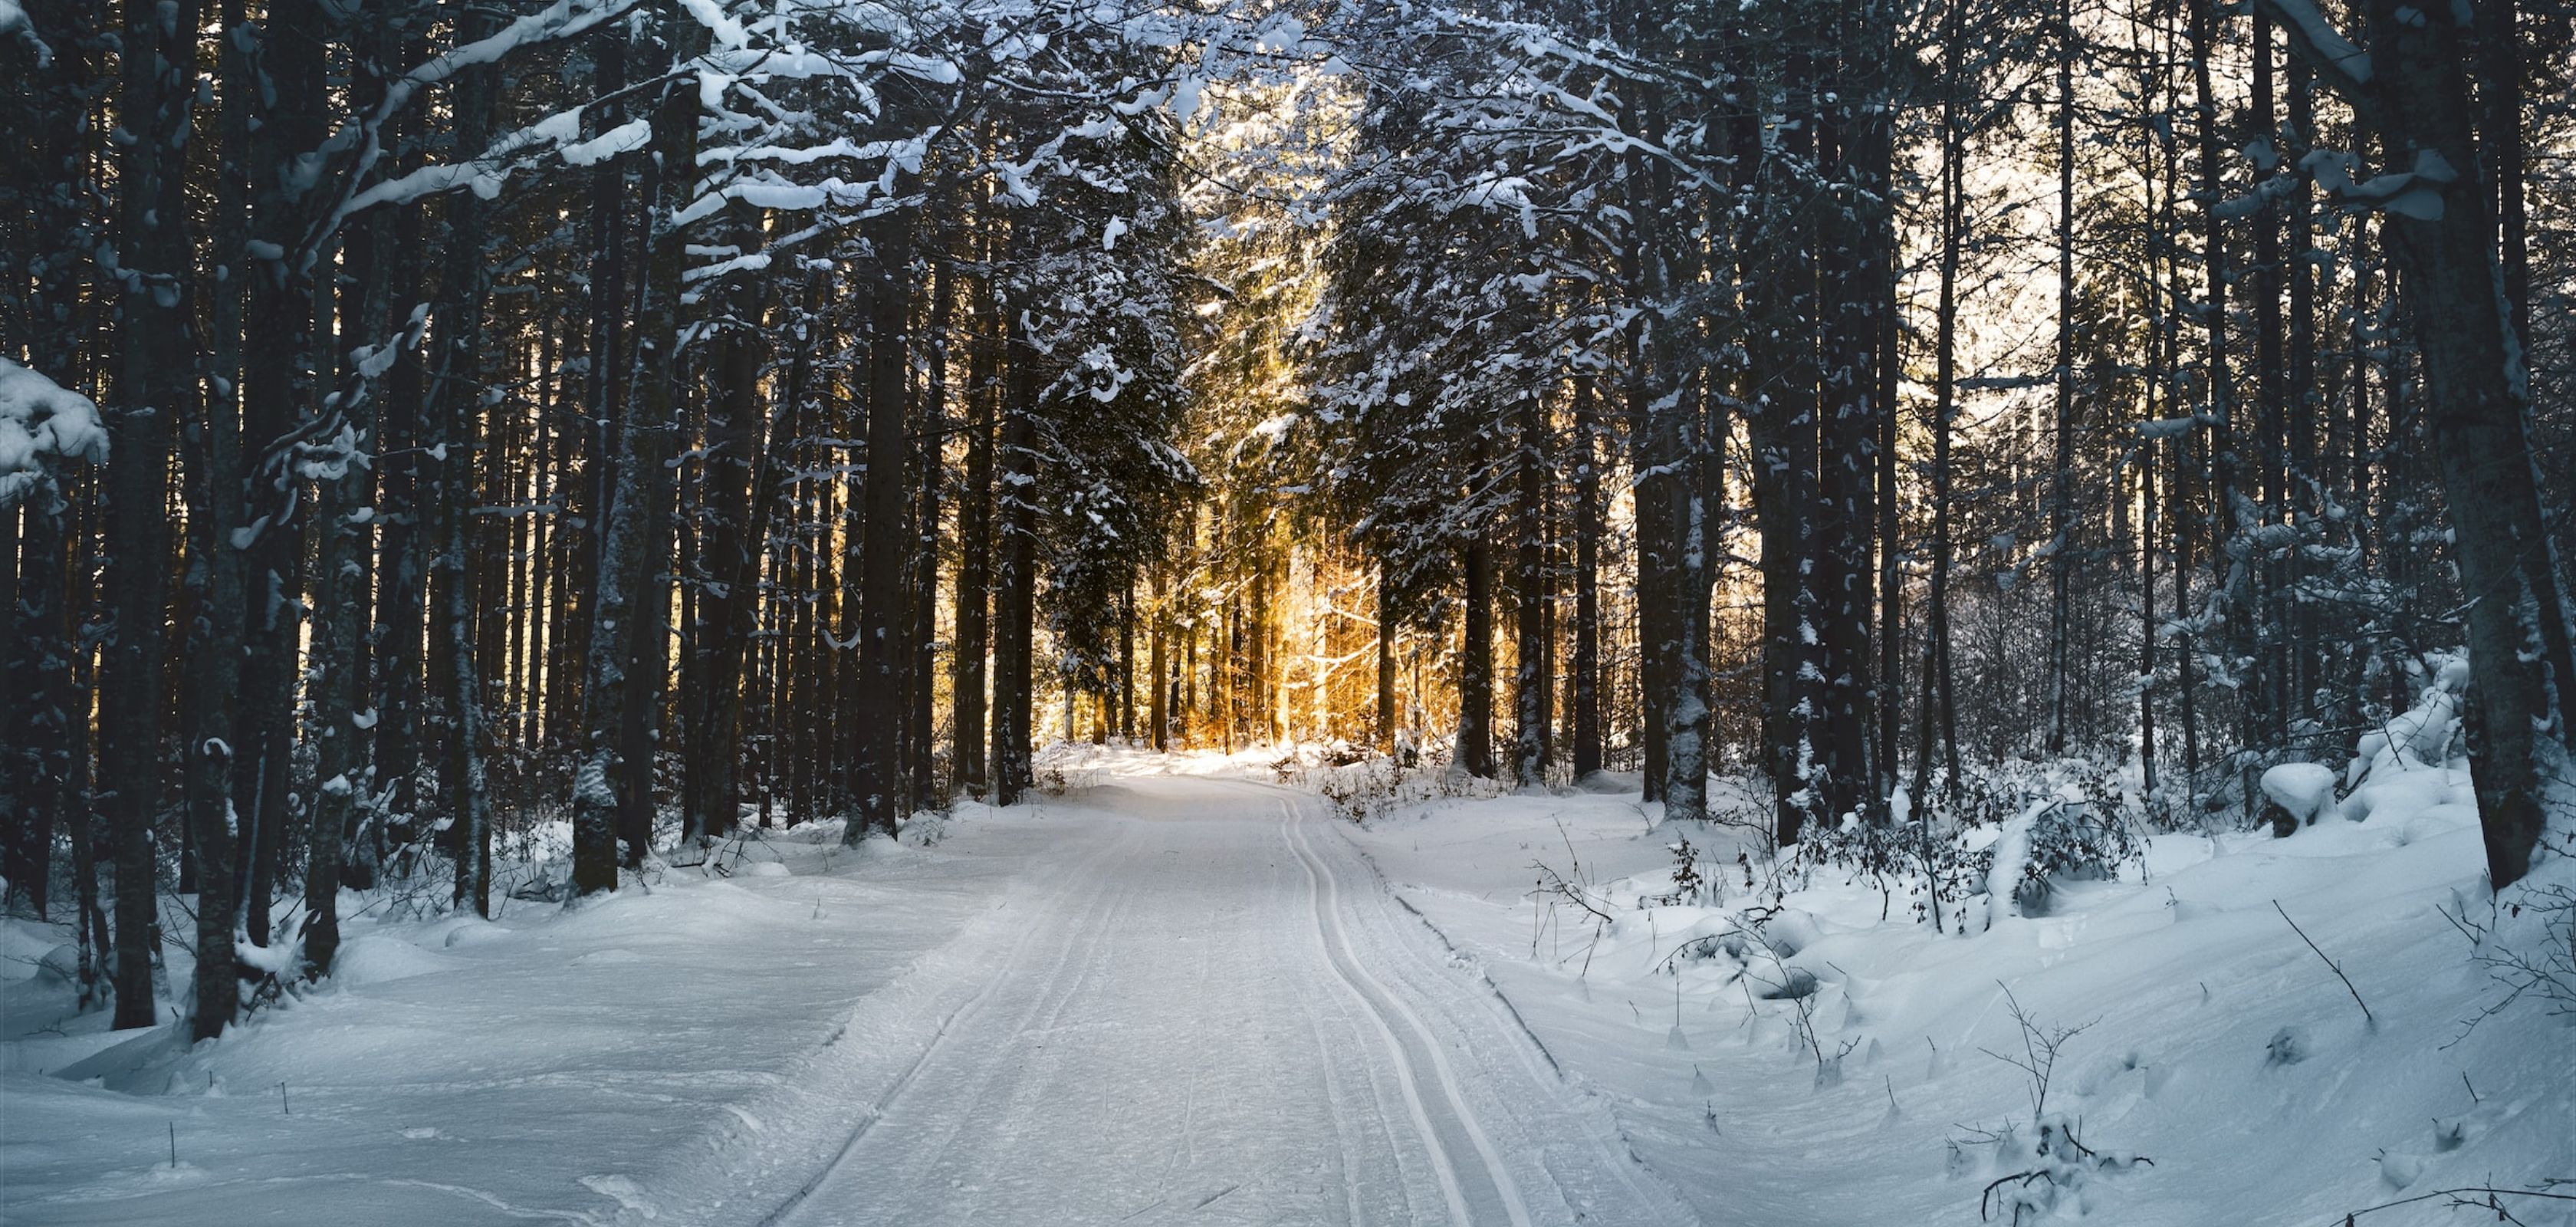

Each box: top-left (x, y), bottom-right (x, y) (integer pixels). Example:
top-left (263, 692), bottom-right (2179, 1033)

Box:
top-left (1, 0), bottom-right (2573, 1219)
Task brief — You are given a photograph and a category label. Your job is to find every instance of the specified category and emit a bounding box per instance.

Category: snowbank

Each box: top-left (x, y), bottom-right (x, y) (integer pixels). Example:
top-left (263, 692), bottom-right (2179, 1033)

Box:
top-left (1348, 762), bottom-right (2573, 1226)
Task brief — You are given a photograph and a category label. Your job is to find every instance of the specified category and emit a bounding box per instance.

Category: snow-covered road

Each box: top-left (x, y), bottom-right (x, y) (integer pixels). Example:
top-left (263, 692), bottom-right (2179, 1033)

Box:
top-left (761, 777), bottom-right (1694, 1227)
top-left (1, 773), bottom-right (1698, 1226)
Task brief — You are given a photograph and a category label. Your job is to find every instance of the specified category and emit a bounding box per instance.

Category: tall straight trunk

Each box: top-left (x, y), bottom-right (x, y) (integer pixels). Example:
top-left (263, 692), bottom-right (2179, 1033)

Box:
top-left (2285, 55), bottom-right (2319, 727)
top-left (1250, 551), bottom-right (1276, 743)
top-left (1458, 505), bottom-right (1496, 779)
top-left (1571, 377), bottom-right (1604, 778)
top-left (990, 319), bottom-right (1040, 805)
top-left (1119, 587), bottom-right (1136, 740)
top-left (616, 9), bottom-right (704, 865)
top-left (1152, 565), bottom-right (1171, 749)
top-left (1513, 394), bottom-right (1550, 785)
top-left (233, 0), bottom-right (325, 946)
top-left (185, 0), bottom-right (249, 1012)
top-left (1815, 8), bottom-right (1884, 825)
top-left (373, 44), bottom-right (429, 864)
top-left (181, 0), bottom-right (250, 1038)
top-left (2047, 0), bottom-right (2079, 756)
top-left (105, 0), bottom-right (199, 1029)
top-left (678, 206), bottom-right (767, 844)
top-left (2250, 6), bottom-right (2288, 751)
top-left (2139, 54), bottom-right (2171, 798)
top-left (1660, 93), bottom-right (1716, 823)
top-left (429, 0), bottom-right (498, 916)
top-left (1618, 18), bottom-right (1671, 804)
top-left (305, 232), bottom-right (396, 979)
top-left (847, 206), bottom-right (918, 844)
top-left (951, 269), bottom-right (997, 794)
top-left (2265, 0), bottom-right (2564, 887)
top-left (734, 297), bottom-right (798, 830)
top-left (573, 8), bottom-right (698, 893)
top-left (1913, 43), bottom-right (1965, 801)
top-left (911, 235), bottom-right (955, 801)
top-left (2188, 0), bottom-right (2247, 801)
top-left (1753, 44), bottom-right (1822, 840)
top-left (569, 28), bottom-right (626, 762)
top-left (1872, 155), bottom-right (1904, 810)
top-left (2468, 2), bottom-right (2574, 741)
top-left (1374, 558), bottom-right (1396, 753)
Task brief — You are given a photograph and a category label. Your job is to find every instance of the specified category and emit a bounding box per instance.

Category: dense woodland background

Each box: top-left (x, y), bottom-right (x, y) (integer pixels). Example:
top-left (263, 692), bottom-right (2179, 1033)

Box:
top-left (0, 0), bottom-right (2568, 1041)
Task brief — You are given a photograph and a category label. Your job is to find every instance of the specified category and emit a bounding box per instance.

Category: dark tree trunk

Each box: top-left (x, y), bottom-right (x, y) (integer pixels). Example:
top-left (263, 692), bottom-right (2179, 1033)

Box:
top-left (1571, 377), bottom-right (1604, 779)
top-left (573, 10), bottom-right (698, 893)
top-left (429, 0), bottom-right (498, 916)
top-left (951, 269), bottom-right (997, 794)
top-left (1513, 394), bottom-right (1551, 785)
top-left (1914, 28), bottom-right (1966, 803)
top-left (679, 206), bottom-right (768, 845)
top-left (105, 0), bottom-right (199, 1029)
top-left (912, 234), bottom-right (955, 802)
top-left (847, 206), bottom-right (918, 844)
top-left (2048, 0), bottom-right (2080, 756)
top-left (2263, 0), bottom-right (2563, 887)
top-left (991, 317), bottom-right (1040, 805)
top-left (1752, 41), bottom-right (1824, 842)
top-left (1815, 9), bottom-right (1885, 826)
top-left (1458, 514), bottom-right (1496, 780)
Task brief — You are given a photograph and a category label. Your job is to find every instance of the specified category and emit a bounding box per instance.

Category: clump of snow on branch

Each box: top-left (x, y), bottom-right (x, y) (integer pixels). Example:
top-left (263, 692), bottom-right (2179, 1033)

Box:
top-left (0, 358), bottom-right (108, 506)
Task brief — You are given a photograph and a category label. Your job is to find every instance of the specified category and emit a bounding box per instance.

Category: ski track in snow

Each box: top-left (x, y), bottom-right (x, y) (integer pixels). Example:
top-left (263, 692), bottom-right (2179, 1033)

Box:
top-left (765, 777), bottom-right (1694, 1227)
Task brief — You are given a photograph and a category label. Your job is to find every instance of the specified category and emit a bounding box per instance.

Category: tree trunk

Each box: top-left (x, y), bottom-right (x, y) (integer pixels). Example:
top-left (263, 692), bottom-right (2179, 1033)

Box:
top-left (912, 233), bottom-right (956, 801)
top-left (951, 268), bottom-right (997, 794)
top-left (429, 0), bottom-right (498, 916)
top-left (679, 206), bottom-right (768, 845)
top-left (1513, 394), bottom-right (1551, 785)
top-left (847, 205), bottom-right (918, 844)
top-left (1913, 44), bottom-right (1965, 802)
top-left (1571, 377), bottom-right (1604, 779)
top-left (2262, 0), bottom-right (2562, 887)
top-left (573, 8), bottom-right (698, 894)
top-left (105, 0), bottom-right (199, 1030)
top-left (1457, 443), bottom-right (1496, 779)
top-left (2048, 0), bottom-right (2079, 756)
top-left (991, 320), bottom-right (1040, 805)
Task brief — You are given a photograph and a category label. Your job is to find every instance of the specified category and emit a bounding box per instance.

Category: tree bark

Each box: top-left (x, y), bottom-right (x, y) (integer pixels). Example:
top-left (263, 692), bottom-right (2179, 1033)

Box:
top-left (846, 203), bottom-right (918, 843)
top-left (1513, 393), bottom-right (1551, 785)
top-left (1571, 377), bottom-right (1604, 779)
top-left (104, 0), bottom-right (199, 1029)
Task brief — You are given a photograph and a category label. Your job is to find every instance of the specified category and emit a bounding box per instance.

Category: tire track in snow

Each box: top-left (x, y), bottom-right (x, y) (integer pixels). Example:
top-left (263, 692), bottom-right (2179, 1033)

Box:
top-left (1329, 813), bottom-right (1704, 1227)
top-left (1280, 801), bottom-right (1536, 1227)
top-left (757, 821), bottom-right (1143, 1227)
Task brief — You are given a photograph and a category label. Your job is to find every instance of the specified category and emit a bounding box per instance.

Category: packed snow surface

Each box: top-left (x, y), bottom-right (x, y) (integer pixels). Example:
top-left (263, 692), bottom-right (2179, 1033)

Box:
top-left (4, 752), bottom-right (2569, 1225)
top-left (0, 780), bottom-right (1690, 1225)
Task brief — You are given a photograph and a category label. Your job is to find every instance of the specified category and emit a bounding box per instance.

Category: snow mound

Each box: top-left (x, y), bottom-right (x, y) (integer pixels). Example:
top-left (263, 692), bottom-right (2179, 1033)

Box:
top-left (2261, 762), bottom-right (2341, 825)
top-left (328, 936), bottom-right (464, 986)
top-left (0, 917), bottom-right (67, 980)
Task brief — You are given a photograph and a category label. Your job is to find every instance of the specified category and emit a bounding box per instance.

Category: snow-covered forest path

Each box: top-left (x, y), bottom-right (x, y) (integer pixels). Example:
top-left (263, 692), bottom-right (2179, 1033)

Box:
top-left (764, 775), bottom-right (1691, 1227)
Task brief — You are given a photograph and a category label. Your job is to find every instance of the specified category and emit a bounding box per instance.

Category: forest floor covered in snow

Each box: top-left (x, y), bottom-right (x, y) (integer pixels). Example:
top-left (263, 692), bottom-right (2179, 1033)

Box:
top-left (1, 745), bottom-right (2570, 1226)
top-left (1342, 766), bottom-right (2575, 1226)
